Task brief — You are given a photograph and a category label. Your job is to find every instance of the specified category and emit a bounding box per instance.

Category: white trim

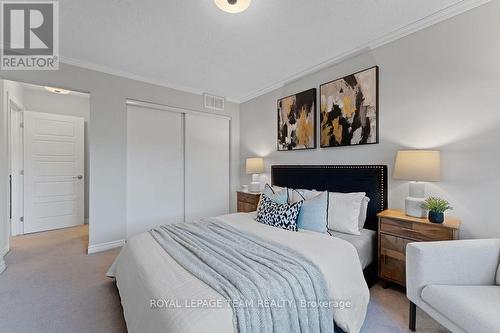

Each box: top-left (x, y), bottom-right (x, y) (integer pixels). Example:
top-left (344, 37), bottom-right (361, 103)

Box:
top-left (0, 0), bottom-right (471, 106)
top-left (60, 56), bottom-right (240, 104)
top-left (8, 99), bottom-right (23, 236)
top-left (0, 259), bottom-right (5, 274)
top-left (87, 239), bottom-right (125, 254)
top-left (53, 0), bottom-right (490, 104)
top-left (0, 244), bottom-right (9, 257)
top-left (125, 99), bottom-right (231, 120)
top-left (239, 0), bottom-right (491, 102)
top-left (1, 244), bottom-right (9, 273)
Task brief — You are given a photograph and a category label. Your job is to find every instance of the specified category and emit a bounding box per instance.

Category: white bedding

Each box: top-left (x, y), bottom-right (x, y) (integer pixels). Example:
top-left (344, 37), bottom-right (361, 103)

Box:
top-left (108, 212), bottom-right (369, 333)
top-left (329, 229), bottom-right (376, 269)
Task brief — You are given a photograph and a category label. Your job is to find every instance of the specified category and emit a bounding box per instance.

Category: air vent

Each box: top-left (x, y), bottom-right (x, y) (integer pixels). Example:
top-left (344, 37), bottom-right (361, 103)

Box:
top-left (203, 93), bottom-right (225, 111)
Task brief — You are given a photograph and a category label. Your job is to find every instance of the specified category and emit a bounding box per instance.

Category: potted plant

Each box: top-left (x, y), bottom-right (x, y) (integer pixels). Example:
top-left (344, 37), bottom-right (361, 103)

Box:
top-left (421, 197), bottom-right (453, 223)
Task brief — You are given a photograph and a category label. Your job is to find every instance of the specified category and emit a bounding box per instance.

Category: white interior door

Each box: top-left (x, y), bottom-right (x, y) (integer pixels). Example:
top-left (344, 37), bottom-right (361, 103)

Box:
top-left (126, 105), bottom-right (184, 237)
top-left (185, 113), bottom-right (230, 221)
top-left (23, 111), bottom-right (84, 234)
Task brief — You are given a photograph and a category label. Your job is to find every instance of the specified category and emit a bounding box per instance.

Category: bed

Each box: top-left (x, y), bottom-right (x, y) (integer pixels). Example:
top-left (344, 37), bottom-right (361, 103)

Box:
top-left (109, 165), bottom-right (387, 333)
top-left (271, 165), bottom-right (387, 286)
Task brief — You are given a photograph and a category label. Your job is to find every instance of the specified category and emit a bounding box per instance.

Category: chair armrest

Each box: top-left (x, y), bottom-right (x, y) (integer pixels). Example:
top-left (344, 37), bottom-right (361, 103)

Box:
top-left (406, 239), bottom-right (500, 303)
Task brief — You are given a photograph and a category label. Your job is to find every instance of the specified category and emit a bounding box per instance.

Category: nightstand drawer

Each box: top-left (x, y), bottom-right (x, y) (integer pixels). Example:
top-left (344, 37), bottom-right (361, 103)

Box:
top-left (379, 233), bottom-right (413, 285)
top-left (380, 218), bottom-right (454, 241)
top-left (237, 201), bottom-right (257, 213)
top-left (237, 191), bottom-right (261, 213)
top-left (237, 192), bottom-right (260, 204)
top-left (377, 209), bottom-right (460, 287)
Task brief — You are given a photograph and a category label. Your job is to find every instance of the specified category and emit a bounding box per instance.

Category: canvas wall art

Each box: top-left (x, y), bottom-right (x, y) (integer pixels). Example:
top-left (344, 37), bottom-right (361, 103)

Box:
top-left (277, 88), bottom-right (316, 151)
top-left (320, 66), bottom-right (378, 148)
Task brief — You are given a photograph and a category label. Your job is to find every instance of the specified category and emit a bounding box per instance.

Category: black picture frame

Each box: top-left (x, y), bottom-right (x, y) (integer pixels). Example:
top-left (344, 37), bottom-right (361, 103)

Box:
top-left (277, 88), bottom-right (317, 151)
top-left (319, 66), bottom-right (379, 148)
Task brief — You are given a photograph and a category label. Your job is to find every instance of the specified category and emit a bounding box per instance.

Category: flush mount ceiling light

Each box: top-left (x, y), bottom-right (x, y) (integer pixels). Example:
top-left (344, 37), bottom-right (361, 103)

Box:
top-left (214, 0), bottom-right (251, 13)
top-left (45, 86), bottom-right (70, 95)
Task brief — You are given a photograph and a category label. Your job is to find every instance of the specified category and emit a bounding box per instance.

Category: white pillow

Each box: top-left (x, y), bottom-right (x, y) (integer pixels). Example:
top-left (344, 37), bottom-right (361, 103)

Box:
top-left (288, 188), bottom-right (321, 203)
top-left (328, 192), bottom-right (366, 235)
top-left (358, 196), bottom-right (371, 230)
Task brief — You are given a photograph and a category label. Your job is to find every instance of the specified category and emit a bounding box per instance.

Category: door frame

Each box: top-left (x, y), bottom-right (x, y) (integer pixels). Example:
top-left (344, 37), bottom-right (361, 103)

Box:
top-left (8, 98), bottom-right (24, 236)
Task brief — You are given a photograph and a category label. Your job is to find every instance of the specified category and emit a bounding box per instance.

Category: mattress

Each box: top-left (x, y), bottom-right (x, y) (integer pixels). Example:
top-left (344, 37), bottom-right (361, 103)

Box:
top-left (108, 212), bottom-right (370, 333)
top-left (329, 229), bottom-right (376, 269)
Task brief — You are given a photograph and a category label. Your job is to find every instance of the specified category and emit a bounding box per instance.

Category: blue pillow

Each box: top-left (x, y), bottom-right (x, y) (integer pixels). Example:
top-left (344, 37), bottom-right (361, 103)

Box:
top-left (294, 191), bottom-right (328, 233)
top-left (262, 184), bottom-right (287, 204)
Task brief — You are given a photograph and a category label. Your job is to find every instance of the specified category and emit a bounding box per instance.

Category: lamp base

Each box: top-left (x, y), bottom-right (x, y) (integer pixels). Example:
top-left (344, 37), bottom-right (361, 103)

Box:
top-left (405, 197), bottom-right (426, 218)
top-left (249, 174), bottom-right (260, 193)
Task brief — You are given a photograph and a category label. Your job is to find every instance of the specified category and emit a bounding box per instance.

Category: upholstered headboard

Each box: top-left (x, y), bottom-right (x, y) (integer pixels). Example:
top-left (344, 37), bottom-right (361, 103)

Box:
top-left (271, 165), bottom-right (388, 231)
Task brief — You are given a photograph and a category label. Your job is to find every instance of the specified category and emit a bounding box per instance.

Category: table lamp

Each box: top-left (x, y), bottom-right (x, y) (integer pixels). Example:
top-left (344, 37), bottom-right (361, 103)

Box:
top-left (246, 157), bottom-right (264, 193)
top-left (393, 150), bottom-right (441, 218)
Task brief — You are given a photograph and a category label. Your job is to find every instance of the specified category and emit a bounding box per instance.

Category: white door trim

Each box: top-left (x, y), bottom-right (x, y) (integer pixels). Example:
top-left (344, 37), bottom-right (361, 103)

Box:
top-left (8, 99), bottom-right (24, 236)
top-left (125, 99), bottom-right (231, 120)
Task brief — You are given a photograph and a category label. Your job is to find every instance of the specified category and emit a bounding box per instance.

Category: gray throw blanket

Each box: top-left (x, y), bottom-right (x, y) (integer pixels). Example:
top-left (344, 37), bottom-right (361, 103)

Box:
top-left (150, 219), bottom-right (334, 333)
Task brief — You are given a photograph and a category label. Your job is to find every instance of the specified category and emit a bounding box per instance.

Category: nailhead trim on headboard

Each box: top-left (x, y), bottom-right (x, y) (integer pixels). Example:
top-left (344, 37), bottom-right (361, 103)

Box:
top-left (271, 165), bottom-right (388, 231)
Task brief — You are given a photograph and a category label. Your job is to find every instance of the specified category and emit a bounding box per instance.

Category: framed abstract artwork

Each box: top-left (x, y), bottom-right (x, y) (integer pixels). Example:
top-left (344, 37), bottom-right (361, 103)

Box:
top-left (277, 88), bottom-right (316, 151)
top-left (320, 66), bottom-right (379, 148)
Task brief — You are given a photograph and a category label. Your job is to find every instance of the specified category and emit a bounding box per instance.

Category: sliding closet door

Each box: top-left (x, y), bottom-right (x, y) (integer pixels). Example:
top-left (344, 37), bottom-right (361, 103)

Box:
top-left (185, 114), bottom-right (230, 221)
top-left (126, 105), bottom-right (184, 236)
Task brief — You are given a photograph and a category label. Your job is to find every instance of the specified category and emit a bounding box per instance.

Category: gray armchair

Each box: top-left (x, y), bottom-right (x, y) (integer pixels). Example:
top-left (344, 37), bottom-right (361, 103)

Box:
top-left (406, 239), bottom-right (500, 332)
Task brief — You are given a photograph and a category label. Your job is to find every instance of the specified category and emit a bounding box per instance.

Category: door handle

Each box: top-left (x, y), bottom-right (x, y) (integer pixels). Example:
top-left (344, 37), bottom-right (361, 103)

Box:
top-left (73, 175), bottom-right (83, 180)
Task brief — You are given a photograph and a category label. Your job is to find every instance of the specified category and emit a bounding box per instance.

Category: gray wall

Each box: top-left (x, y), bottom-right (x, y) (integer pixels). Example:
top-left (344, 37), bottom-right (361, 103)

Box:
top-left (240, 1), bottom-right (500, 239)
top-left (22, 85), bottom-right (91, 220)
top-left (0, 63), bottom-right (240, 250)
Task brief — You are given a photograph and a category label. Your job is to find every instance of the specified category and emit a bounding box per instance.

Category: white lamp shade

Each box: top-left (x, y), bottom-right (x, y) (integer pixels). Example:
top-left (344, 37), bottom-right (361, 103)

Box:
top-left (393, 150), bottom-right (441, 182)
top-left (214, 0), bottom-right (251, 13)
top-left (246, 157), bottom-right (264, 174)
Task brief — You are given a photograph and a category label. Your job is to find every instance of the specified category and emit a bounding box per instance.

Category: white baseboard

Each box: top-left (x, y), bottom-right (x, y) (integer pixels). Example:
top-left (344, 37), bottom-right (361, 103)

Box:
top-left (0, 245), bottom-right (9, 257)
top-left (0, 244), bottom-right (9, 274)
top-left (0, 258), bottom-right (6, 274)
top-left (87, 239), bottom-right (125, 254)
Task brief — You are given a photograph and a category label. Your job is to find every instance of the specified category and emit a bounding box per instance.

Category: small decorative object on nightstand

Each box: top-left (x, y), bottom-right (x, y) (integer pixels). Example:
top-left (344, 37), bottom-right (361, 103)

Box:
top-left (237, 191), bottom-right (261, 213)
top-left (377, 209), bottom-right (460, 287)
top-left (421, 197), bottom-right (453, 224)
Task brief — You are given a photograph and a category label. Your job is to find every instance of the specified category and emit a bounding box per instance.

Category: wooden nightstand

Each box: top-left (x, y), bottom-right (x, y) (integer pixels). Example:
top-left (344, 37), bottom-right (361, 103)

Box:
top-left (377, 209), bottom-right (460, 287)
top-left (237, 191), bottom-right (261, 213)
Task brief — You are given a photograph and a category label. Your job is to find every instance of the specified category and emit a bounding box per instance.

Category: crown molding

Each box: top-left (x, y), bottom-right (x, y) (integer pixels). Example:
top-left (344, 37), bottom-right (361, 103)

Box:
top-left (59, 56), bottom-right (241, 104)
top-left (238, 0), bottom-right (491, 103)
top-left (56, 0), bottom-right (489, 105)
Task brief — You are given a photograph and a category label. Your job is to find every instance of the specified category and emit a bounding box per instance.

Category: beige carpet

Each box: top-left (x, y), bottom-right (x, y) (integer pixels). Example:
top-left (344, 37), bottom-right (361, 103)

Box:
top-left (0, 225), bottom-right (448, 333)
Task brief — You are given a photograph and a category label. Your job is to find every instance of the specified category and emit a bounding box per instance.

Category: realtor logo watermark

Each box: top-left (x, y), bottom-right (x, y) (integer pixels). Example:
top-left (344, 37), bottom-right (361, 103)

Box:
top-left (1, 1), bottom-right (59, 70)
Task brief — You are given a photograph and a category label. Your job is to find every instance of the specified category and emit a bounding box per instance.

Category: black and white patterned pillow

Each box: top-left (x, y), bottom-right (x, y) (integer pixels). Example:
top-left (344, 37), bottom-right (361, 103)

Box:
top-left (256, 194), bottom-right (302, 232)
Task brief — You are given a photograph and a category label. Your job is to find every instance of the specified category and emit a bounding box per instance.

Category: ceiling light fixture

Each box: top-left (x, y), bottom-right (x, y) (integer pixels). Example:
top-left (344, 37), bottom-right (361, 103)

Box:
top-left (45, 86), bottom-right (70, 95)
top-left (214, 0), bottom-right (251, 14)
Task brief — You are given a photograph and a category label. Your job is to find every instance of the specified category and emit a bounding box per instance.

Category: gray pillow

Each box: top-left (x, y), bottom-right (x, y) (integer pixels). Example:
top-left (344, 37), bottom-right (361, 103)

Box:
top-left (261, 184), bottom-right (287, 204)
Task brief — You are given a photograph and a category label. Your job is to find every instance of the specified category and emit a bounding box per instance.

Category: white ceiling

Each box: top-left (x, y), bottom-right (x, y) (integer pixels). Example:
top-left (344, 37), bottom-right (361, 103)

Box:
top-left (59, 0), bottom-right (488, 102)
